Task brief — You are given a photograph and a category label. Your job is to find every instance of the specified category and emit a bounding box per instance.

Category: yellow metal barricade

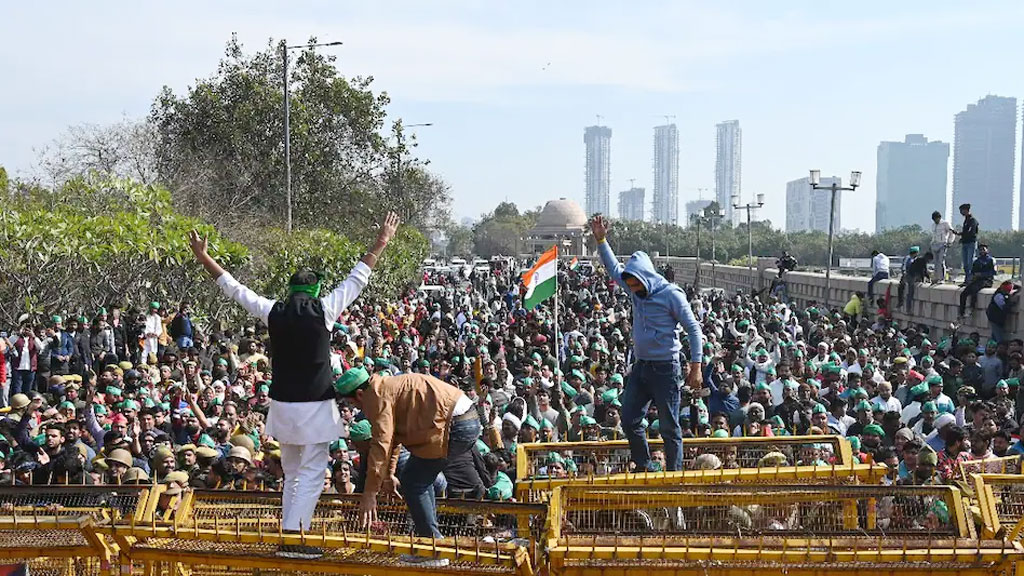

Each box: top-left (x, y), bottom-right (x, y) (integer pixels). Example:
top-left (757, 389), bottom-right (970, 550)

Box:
top-left (960, 456), bottom-right (1021, 481)
top-left (546, 484), bottom-right (1017, 576)
top-left (516, 435), bottom-right (854, 482)
top-left (113, 490), bottom-right (544, 576)
top-left (518, 462), bottom-right (887, 503)
top-left (0, 485), bottom-right (153, 575)
top-left (974, 473), bottom-right (1024, 541)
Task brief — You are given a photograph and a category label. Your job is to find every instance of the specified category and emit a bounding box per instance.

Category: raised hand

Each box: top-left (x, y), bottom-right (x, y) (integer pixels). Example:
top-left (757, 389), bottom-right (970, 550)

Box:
top-left (376, 212), bottom-right (400, 246)
top-left (590, 215), bottom-right (610, 242)
top-left (188, 230), bottom-right (208, 259)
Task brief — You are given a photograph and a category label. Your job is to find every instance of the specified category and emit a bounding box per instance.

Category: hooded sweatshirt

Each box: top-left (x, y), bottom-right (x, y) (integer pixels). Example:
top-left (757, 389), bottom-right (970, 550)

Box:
top-left (598, 243), bottom-right (702, 363)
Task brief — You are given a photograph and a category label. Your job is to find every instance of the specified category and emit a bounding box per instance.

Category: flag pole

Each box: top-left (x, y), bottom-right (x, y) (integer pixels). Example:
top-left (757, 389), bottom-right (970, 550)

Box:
top-left (553, 243), bottom-right (560, 372)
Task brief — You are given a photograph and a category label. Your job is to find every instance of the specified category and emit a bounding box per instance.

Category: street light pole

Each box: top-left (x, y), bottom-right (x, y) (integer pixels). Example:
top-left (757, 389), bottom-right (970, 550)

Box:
top-left (281, 39), bottom-right (343, 233)
top-left (809, 169), bottom-right (861, 309)
top-left (694, 216), bottom-right (702, 287)
top-left (732, 194), bottom-right (766, 294)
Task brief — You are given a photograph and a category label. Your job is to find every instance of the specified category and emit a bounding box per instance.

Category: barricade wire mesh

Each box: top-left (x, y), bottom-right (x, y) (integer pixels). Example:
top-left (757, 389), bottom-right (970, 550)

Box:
top-left (518, 436), bottom-right (848, 481)
top-left (556, 484), bottom-right (964, 540)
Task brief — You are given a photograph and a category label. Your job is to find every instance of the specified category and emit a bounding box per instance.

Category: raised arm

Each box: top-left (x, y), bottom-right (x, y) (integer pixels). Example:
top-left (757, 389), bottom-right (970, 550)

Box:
top-left (321, 212), bottom-right (400, 327)
top-left (189, 230), bottom-right (275, 324)
top-left (590, 215), bottom-right (628, 290)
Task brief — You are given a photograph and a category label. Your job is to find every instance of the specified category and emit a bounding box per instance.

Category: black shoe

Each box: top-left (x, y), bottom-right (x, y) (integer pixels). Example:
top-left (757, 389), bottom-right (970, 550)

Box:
top-left (276, 544), bottom-right (324, 560)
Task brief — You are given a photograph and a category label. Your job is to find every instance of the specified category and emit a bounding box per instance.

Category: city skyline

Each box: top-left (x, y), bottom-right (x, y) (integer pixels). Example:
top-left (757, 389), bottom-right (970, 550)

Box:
top-left (651, 124), bottom-right (679, 224)
top-left (715, 120), bottom-right (743, 226)
top-left (876, 134), bottom-right (949, 233)
top-left (618, 186), bottom-right (645, 221)
top-left (952, 95), bottom-right (1018, 231)
top-left (786, 175), bottom-right (842, 233)
top-left (583, 125), bottom-right (612, 218)
top-left (4, 3), bottom-right (1024, 233)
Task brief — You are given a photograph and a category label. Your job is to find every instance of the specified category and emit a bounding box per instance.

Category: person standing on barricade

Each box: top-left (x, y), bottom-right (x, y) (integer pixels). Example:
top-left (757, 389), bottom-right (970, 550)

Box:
top-left (589, 214), bottom-right (703, 471)
top-left (187, 211), bottom-right (399, 560)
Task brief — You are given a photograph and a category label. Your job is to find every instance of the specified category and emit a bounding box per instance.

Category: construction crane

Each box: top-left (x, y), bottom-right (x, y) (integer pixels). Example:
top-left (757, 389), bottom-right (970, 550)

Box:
top-left (655, 114), bottom-right (676, 125)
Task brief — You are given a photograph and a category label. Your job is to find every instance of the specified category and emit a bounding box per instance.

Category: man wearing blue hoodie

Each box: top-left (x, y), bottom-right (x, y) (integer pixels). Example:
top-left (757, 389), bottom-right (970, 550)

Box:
top-left (591, 215), bottom-right (703, 471)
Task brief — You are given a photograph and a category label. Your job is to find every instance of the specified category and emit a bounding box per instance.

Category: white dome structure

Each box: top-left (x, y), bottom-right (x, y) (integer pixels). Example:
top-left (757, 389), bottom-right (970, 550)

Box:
top-left (524, 198), bottom-right (588, 256)
top-left (533, 198), bottom-right (588, 233)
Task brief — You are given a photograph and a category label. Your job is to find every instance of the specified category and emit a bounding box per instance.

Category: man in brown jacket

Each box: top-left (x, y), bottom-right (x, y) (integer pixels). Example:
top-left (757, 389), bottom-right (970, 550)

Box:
top-left (335, 367), bottom-right (478, 539)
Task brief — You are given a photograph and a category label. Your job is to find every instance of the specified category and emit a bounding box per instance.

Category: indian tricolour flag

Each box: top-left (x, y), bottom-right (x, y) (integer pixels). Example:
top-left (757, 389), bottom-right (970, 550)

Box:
top-left (569, 256), bottom-right (579, 270)
top-left (522, 246), bottom-right (558, 310)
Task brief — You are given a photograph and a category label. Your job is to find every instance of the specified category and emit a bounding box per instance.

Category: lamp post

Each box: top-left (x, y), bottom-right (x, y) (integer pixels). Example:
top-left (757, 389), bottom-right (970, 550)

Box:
top-left (696, 206), bottom-right (729, 286)
top-left (692, 207), bottom-right (725, 289)
top-left (809, 169), bottom-right (862, 308)
top-left (281, 39), bottom-right (343, 233)
top-left (732, 194), bottom-right (766, 294)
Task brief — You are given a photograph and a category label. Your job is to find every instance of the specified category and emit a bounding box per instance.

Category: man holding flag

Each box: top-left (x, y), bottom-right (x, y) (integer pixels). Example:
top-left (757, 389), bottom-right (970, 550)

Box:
top-left (589, 214), bottom-right (703, 472)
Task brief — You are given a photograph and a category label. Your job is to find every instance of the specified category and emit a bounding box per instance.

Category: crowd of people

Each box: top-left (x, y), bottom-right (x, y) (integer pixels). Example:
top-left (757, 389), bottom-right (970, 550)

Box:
top-left (0, 210), bottom-right (1021, 527)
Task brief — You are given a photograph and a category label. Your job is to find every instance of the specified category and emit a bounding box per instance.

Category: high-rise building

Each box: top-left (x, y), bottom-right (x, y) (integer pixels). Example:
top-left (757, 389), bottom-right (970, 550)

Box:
top-left (952, 95), bottom-right (1017, 231)
top-left (584, 126), bottom-right (612, 217)
top-left (652, 124), bottom-right (679, 224)
top-left (618, 187), bottom-right (646, 221)
top-left (715, 120), bottom-right (742, 225)
top-left (786, 176), bottom-right (842, 233)
top-left (876, 134), bottom-right (949, 233)
top-left (685, 200), bottom-right (713, 224)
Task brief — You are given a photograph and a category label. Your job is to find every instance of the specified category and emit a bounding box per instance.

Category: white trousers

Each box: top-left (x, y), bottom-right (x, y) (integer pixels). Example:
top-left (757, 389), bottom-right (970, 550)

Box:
top-left (280, 442), bottom-right (330, 532)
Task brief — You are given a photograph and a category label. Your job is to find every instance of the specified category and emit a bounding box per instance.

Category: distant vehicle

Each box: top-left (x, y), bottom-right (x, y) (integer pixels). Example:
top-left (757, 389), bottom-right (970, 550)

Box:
top-left (422, 258), bottom-right (437, 267)
top-left (451, 257), bottom-right (467, 266)
top-left (416, 284), bottom-right (446, 295)
top-left (473, 258), bottom-right (488, 266)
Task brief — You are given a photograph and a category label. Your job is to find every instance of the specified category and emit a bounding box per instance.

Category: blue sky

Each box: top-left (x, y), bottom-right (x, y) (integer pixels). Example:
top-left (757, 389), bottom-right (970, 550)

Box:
top-left (3, 1), bottom-right (1023, 231)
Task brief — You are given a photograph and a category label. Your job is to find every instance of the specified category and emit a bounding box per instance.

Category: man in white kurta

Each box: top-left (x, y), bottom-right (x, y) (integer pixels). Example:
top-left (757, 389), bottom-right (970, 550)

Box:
top-left (188, 212), bottom-right (400, 559)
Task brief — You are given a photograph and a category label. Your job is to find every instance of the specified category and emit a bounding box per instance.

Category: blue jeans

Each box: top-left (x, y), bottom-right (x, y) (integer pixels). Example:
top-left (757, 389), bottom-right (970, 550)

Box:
top-left (962, 242), bottom-right (977, 280)
top-left (867, 271), bottom-right (888, 302)
top-left (399, 417), bottom-right (480, 537)
top-left (621, 360), bottom-right (682, 471)
top-left (176, 336), bottom-right (194, 349)
top-left (992, 322), bottom-right (1007, 344)
top-left (11, 370), bottom-right (34, 396)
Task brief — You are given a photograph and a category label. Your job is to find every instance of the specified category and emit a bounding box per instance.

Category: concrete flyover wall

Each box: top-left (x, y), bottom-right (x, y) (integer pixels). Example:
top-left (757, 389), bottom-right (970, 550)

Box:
top-left (580, 253), bottom-right (1018, 340)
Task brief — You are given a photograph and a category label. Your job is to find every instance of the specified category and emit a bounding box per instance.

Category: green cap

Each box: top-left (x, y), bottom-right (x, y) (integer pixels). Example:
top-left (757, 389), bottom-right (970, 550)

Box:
top-left (926, 374), bottom-right (943, 386)
top-left (712, 429), bottom-right (730, 438)
top-left (540, 418), bottom-right (554, 430)
top-left (58, 401), bottom-right (75, 410)
top-left (755, 382), bottom-right (771, 392)
top-left (812, 403), bottom-right (827, 414)
top-left (922, 401), bottom-right (937, 413)
top-left (334, 367), bottom-right (370, 396)
top-left (522, 415), bottom-right (540, 430)
top-left (910, 383), bottom-right (929, 399)
top-left (570, 369), bottom-right (585, 381)
top-left (909, 246), bottom-right (920, 253)
top-left (349, 419), bottom-right (372, 441)
top-left (546, 452), bottom-right (565, 465)
top-left (997, 379), bottom-right (1010, 389)
top-left (930, 500), bottom-right (950, 524)
top-left (105, 386), bottom-right (122, 397)
top-left (610, 374), bottom-right (624, 384)
top-left (600, 388), bottom-right (619, 404)
top-left (374, 357), bottom-right (391, 369)
top-left (855, 400), bottom-right (872, 412)
top-left (330, 439), bottom-right (348, 452)
top-left (579, 415), bottom-right (598, 427)
top-left (149, 302), bottom-right (160, 309)
top-left (862, 423), bottom-right (885, 437)
top-left (560, 381), bottom-right (578, 398)
top-left (51, 315), bottom-right (62, 324)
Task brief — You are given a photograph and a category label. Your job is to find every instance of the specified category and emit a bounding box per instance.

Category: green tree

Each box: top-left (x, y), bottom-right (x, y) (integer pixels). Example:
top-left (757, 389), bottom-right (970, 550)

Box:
top-left (149, 34), bottom-right (450, 240)
top-left (472, 202), bottom-right (539, 257)
top-left (443, 221), bottom-right (475, 257)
